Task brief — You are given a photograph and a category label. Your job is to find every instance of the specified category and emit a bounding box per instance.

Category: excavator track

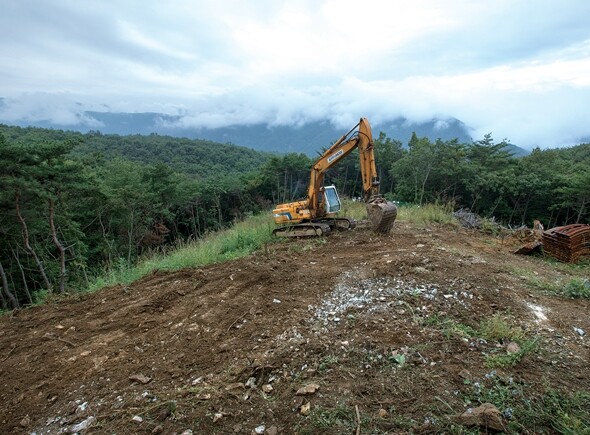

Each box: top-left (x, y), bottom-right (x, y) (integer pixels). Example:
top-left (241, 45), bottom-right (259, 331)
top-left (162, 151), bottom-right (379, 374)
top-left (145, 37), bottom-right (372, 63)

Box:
top-left (366, 198), bottom-right (397, 234)
top-left (272, 218), bottom-right (357, 238)
top-left (331, 218), bottom-right (357, 231)
top-left (272, 222), bottom-right (332, 238)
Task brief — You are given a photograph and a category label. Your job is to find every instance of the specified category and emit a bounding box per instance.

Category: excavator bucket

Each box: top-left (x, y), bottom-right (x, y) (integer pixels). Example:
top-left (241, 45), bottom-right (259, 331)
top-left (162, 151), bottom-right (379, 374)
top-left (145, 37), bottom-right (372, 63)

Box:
top-left (366, 198), bottom-right (397, 234)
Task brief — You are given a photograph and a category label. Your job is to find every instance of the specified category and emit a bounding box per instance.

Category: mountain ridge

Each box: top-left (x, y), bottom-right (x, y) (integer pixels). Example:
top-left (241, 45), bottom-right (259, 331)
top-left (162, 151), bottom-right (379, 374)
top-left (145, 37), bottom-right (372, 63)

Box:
top-left (2, 109), bottom-right (530, 157)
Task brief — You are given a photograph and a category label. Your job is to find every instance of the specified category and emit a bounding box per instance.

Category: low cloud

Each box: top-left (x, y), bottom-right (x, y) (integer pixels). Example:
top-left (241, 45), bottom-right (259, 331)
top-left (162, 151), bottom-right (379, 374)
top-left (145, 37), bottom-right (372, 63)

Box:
top-left (2, 73), bottom-right (589, 148)
top-left (0, 93), bottom-right (104, 128)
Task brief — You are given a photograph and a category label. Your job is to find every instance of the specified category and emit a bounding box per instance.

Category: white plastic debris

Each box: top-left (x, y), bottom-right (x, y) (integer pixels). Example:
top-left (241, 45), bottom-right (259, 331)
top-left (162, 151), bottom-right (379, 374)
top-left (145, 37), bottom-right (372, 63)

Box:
top-left (69, 416), bottom-right (96, 433)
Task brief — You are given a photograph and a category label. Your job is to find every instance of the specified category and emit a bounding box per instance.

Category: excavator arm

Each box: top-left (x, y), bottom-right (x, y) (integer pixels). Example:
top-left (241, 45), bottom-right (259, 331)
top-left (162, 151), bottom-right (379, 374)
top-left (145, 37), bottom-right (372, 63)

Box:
top-left (306, 118), bottom-right (379, 215)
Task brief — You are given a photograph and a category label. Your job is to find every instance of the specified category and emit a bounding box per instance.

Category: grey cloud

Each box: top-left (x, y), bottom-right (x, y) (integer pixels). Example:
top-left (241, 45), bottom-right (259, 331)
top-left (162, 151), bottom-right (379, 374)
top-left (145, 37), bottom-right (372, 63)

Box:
top-left (1, 1), bottom-right (590, 148)
top-left (0, 93), bottom-right (103, 127)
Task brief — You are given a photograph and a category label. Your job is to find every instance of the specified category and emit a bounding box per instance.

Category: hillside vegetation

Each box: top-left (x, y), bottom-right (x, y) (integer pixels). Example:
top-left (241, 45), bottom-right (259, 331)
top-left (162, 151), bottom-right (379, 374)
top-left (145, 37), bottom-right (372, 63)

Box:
top-left (0, 124), bottom-right (271, 178)
top-left (0, 124), bottom-right (588, 310)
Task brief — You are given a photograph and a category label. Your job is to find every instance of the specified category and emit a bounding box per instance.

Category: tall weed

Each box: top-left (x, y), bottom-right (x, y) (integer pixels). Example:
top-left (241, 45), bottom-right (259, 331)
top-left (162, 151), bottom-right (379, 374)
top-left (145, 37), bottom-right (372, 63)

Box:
top-left (340, 199), bottom-right (456, 226)
top-left (86, 213), bottom-right (275, 292)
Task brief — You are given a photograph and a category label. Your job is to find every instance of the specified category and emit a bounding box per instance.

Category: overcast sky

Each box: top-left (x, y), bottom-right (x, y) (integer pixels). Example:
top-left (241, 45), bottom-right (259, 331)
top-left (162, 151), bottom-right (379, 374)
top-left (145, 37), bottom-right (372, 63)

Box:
top-left (1, 0), bottom-right (590, 148)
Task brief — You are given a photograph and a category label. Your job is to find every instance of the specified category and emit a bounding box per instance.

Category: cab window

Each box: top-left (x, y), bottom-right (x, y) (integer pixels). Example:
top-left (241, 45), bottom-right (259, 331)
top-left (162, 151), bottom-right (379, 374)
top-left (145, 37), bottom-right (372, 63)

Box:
top-left (324, 186), bottom-right (341, 213)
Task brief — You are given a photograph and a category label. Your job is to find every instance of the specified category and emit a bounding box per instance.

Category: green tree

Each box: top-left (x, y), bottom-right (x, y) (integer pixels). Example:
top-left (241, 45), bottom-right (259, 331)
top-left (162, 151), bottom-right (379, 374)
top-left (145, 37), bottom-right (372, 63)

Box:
top-left (392, 134), bottom-right (440, 205)
top-left (555, 167), bottom-right (590, 224)
top-left (374, 132), bottom-right (403, 195)
top-left (462, 134), bottom-right (516, 216)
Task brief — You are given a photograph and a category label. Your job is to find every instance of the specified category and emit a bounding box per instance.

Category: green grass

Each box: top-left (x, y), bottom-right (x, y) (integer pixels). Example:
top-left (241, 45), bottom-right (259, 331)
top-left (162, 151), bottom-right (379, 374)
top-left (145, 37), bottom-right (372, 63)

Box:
top-left (562, 278), bottom-right (590, 299)
top-left (479, 313), bottom-right (525, 343)
top-left (339, 199), bottom-right (370, 221)
top-left (398, 203), bottom-right (458, 226)
top-left (300, 403), bottom-right (356, 433)
top-left (512, 267), bottom-right (590, 299)
top-left (340, 199), bottom-right (457, 226)
top-left (422, 313), bottom-right (525, 344)
top-left (484, 338), bottom-right (539, 368)
top-left (32, 288), bottom-right (52, 306)
top-left (317, 354), bottom-right (340, 373)
top-left (478, 313), bottom-right (537, 368)
top-left (298, 402), bottom-right (411, 434)
top-left (86, 213), bottom-right (276, 292)
top-left (421, 314), bottom-right (476, 340)
top-left (512, 267), bottom-right (562, 292)
top-left (421, 312), bottom-right (537, 368)
top-left (461, 378), bottom-right (590, 434)
top-left (545, 255), bottom-right (590, 272)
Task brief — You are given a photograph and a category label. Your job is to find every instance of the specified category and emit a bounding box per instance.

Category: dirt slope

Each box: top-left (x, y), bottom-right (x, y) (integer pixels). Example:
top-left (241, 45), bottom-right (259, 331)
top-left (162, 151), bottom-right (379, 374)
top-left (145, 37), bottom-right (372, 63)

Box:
top-left (1, 222), bottom-right (588, 434)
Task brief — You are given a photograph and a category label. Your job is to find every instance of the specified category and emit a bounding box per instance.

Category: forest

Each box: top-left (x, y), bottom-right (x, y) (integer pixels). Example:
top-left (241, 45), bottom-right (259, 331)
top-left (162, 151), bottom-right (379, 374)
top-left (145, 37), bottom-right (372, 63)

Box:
top-left (0, 123), bottom-right (589, 309)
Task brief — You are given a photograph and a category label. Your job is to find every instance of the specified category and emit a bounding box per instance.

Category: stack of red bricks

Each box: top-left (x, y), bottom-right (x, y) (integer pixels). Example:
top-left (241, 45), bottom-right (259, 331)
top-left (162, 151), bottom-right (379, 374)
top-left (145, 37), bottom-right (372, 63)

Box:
top-left (542, 224), bottom-right (590, 263)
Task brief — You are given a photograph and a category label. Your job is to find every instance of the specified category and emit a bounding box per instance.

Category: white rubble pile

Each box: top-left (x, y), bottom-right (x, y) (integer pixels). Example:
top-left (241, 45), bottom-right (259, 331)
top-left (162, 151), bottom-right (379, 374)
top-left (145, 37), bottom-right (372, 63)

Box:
top-left (310, 268), bottom-right (472, 325)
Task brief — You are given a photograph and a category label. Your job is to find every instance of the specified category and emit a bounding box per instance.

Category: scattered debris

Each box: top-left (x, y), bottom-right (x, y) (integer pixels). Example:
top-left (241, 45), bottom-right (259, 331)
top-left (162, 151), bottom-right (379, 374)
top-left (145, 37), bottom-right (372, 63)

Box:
top-left (355, 404), bottom-right (361, 435)
top-left (574, 327), bottom-right (585, 337)
top-left (453, 209), bottom-right (482, 229)
top-left (300, 402), bottom-right (311, 415)
top-left (245, 377), bottom-right (257, 389)
top-left (225, 382), bottom-right (245, 392)
top-left (19, 415), bottom-right (30, 427)
top-left (129, 374), bottom-right (152, 384)
top-left (458, 369), bottom-right (472, 380)
top-left (506, 342), bottom-right (521, 354)
top-left (452, 403), bottom-right (505, 431)
top-left (533, 220), bottom-right (545, 239)
top-left (42, 332), bottom-right (76, 347)
top-left (262, 384), bottom-right (273, 393)
top-left (253, 424), bottom-right (266, 434)
top-left (132, 415), bottom-right (143, 423)
top-left (526, 302), bottom-right (549, 323)
top-left (69, 416), bottom-right (96, 433)
top-left (75, 401), bottom-right (89, 416)
top-left (295, 383), bottom-right (320, 396)
top-left (514, 240), bottom-right (542, 255)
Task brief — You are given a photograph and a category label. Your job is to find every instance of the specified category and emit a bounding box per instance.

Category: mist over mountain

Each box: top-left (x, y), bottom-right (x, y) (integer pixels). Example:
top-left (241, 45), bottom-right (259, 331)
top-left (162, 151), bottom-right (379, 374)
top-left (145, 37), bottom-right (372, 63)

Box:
top-left (2, 108), bottom-right (528, 156)
top-left (163, 117), bottom-right (473, 156)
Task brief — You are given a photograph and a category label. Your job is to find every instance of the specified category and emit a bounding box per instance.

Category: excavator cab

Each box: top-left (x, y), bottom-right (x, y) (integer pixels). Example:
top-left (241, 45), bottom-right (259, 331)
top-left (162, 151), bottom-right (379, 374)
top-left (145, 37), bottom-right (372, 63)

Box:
top-left (322, 185), bottom-right (341, 214)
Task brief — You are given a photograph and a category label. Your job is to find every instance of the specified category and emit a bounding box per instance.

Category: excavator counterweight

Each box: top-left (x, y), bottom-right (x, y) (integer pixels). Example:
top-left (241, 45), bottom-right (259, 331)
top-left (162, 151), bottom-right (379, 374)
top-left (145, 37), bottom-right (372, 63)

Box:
top-left (272, 118), bottom-right (397, 237)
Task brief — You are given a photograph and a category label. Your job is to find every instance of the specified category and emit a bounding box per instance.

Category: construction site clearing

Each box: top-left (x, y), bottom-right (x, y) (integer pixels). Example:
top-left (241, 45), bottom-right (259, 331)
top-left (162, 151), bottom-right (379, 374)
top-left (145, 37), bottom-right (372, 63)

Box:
top-left (0, 219), bottom-right (589, 434)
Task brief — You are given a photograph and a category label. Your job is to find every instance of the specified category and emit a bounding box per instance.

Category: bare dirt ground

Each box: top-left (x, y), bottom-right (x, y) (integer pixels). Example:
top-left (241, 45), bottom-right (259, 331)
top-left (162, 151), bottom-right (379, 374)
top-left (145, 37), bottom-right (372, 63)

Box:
top-left (1, 222), bottom-right (589, 434)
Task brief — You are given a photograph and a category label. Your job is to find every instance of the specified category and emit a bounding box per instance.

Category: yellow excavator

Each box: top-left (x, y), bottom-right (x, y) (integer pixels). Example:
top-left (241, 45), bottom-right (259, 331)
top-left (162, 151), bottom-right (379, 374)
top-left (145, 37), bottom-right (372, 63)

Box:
top-left (272, 118), bottom-right (397, 237)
